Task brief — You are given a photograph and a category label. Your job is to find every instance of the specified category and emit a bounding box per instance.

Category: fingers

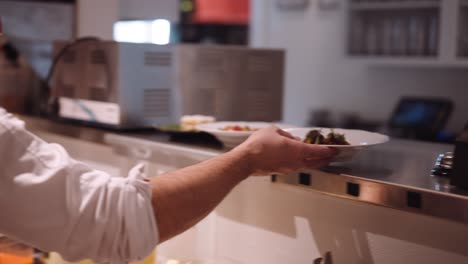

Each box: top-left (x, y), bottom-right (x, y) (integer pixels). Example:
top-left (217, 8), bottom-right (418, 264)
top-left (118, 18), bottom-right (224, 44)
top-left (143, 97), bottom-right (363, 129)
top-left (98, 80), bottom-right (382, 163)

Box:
top-left (289, 139), bottom-right (336, 170)
top-left (276, 128), bottom-right (336, 160)
top-left (288, 139), bottom-right (337, 160)
top-left (276, 128), bottom-right (296, 140)
top-left (246, 126), bottom-right (337, 175)
top-left (276, 128), bottom-right (302, 141)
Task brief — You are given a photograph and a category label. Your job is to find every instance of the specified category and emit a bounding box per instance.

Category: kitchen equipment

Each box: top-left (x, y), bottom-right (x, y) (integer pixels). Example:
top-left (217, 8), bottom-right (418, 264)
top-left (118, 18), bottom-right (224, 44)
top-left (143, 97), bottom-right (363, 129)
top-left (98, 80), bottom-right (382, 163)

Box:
top-left (431, 151), bottom-right (453, 178)
top-left (431, 151), bottom-right (454, 192)
top-left (173, 45), bottom-right (284, 123)
top-left (51, 41), bottom-right (284, 129)
top-left (51, 40), bottom-right (173, 129)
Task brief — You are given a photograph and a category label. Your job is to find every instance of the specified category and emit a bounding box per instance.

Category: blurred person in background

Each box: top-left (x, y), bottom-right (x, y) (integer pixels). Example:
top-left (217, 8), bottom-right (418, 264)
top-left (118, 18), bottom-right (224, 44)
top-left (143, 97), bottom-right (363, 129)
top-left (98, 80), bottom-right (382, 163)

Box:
top-left (0, 18), bottom-right (336, 263)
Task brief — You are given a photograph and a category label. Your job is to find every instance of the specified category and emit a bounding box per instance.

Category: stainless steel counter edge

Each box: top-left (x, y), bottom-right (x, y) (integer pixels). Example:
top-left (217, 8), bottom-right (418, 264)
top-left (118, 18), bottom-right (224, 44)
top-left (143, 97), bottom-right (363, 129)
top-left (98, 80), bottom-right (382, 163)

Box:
top-left (21, 115), bottom-right (468, 225)
top-left (273, 171), bottom-right (468, 225)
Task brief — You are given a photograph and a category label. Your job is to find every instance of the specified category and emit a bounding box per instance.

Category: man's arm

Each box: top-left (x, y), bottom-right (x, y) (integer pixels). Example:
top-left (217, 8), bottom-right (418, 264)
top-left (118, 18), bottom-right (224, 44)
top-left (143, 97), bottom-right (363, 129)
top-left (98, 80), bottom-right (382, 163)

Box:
top-left (0, 108), bottom-right (334, 262)
top-left (150, 127), bottom-right (335, 242)
top-left (0, 110), bottom-right (158, 263)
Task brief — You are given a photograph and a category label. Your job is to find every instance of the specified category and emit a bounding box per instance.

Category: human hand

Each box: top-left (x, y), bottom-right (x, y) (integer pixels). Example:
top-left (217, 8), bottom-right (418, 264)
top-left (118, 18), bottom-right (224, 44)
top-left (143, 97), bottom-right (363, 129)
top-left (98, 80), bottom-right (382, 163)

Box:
top-left (233, 126), bottom-right (337, 176)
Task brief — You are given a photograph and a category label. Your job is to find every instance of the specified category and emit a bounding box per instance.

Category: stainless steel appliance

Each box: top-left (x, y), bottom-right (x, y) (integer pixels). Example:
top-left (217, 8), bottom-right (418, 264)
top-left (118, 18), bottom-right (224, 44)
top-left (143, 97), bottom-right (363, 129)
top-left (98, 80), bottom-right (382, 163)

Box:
top-left (51, 41), bottom-right (284, 129)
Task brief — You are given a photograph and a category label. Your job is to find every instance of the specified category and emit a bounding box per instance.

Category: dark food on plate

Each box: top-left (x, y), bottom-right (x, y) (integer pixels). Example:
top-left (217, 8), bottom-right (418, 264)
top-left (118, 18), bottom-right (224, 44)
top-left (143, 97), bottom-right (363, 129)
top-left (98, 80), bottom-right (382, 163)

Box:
top-left (220, 125), bottom-right (259, 132)
top-left (304, 129), bottom-right (350, 145)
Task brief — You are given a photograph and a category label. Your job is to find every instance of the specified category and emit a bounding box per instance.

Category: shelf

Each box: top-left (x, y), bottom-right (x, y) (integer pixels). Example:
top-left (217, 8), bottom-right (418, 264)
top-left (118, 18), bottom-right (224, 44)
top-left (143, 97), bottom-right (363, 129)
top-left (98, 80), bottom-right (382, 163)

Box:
top-left (349, 56), bottom-right (468, 67)
top-left (350, 1), bottom-right (440, 11)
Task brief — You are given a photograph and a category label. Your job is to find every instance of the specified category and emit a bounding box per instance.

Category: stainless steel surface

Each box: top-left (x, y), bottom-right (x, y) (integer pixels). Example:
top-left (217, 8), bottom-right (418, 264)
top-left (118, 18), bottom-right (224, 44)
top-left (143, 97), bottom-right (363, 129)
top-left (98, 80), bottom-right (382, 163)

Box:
top-left (273, 141), bottom-right (468, 225)
top-left (21, 115), bottom-right (468, 224)
top-left (321, 143), bottom-right (456, 192)
top-left (52, 41), bottom-right (173, 128)
top-left (174, 45), bottom-right (284, 122)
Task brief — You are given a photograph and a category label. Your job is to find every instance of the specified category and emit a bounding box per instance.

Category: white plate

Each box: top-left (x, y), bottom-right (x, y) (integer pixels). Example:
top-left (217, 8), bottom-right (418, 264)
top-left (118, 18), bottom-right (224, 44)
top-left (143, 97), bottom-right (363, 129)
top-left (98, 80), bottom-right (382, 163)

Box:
top-left (284, 127), bottom-right (390, 161)
top-left (196, 121), bottom-right (291, 148)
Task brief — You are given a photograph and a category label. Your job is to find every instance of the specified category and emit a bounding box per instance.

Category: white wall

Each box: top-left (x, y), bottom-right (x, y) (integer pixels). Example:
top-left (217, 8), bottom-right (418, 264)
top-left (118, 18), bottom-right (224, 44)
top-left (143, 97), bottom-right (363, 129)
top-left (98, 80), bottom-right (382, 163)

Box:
top-left (76, 0), bottom-right (179, 40)
top-left (119, 0), bottom-right (179, 22)
top-left (250, 0), bottom-right (468, 133)
top-left (77, 0), bottom-right (119, 39)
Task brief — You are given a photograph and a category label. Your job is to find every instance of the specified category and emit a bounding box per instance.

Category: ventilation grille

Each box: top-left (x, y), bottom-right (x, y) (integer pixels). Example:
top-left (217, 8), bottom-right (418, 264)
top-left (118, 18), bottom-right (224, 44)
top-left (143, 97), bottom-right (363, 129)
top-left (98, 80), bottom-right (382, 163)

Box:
top-left (246, 92), bottom-right (276, 121)
top-left (196, 51), bottom-right (225, 72)
top-left (63, 51), bottom-right (76, 64)
top-left (89, 87), bottom-right (107, 101)
top-left (247, 56), bottom-right (272, 72)
top-left (143, 89), bottom-right (170, 117)
top-left (197, 89), bottom-right (215, 115)
top-left (90, 49), bottom-right (106, 65)
top-left (144, 52), bottom-right (171, 66)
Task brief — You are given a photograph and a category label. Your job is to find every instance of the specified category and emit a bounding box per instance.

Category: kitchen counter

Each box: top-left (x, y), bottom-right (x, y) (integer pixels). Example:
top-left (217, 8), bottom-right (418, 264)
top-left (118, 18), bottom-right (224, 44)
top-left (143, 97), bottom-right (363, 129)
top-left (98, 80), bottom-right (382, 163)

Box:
top-left (21, 115), bottom-right (468, 225)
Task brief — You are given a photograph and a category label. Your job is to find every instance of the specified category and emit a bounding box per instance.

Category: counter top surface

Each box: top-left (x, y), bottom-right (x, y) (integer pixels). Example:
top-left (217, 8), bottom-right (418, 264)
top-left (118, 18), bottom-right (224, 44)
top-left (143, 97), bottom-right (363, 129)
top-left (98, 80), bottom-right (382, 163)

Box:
top-left (21, 115), bottom-right (468, 224)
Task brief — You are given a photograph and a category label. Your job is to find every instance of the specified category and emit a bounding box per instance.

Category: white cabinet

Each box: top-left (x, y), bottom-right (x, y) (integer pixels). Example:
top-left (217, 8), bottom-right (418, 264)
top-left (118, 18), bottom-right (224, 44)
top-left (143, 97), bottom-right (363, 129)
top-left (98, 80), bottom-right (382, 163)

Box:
top-left (348, 0), bottom-right (468, 67)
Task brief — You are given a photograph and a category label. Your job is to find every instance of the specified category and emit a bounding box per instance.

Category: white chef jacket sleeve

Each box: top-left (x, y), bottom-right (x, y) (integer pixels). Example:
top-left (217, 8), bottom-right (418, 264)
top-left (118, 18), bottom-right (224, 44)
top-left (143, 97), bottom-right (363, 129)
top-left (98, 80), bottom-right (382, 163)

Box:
top-left (0, 109), bottom-right (159, 264)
